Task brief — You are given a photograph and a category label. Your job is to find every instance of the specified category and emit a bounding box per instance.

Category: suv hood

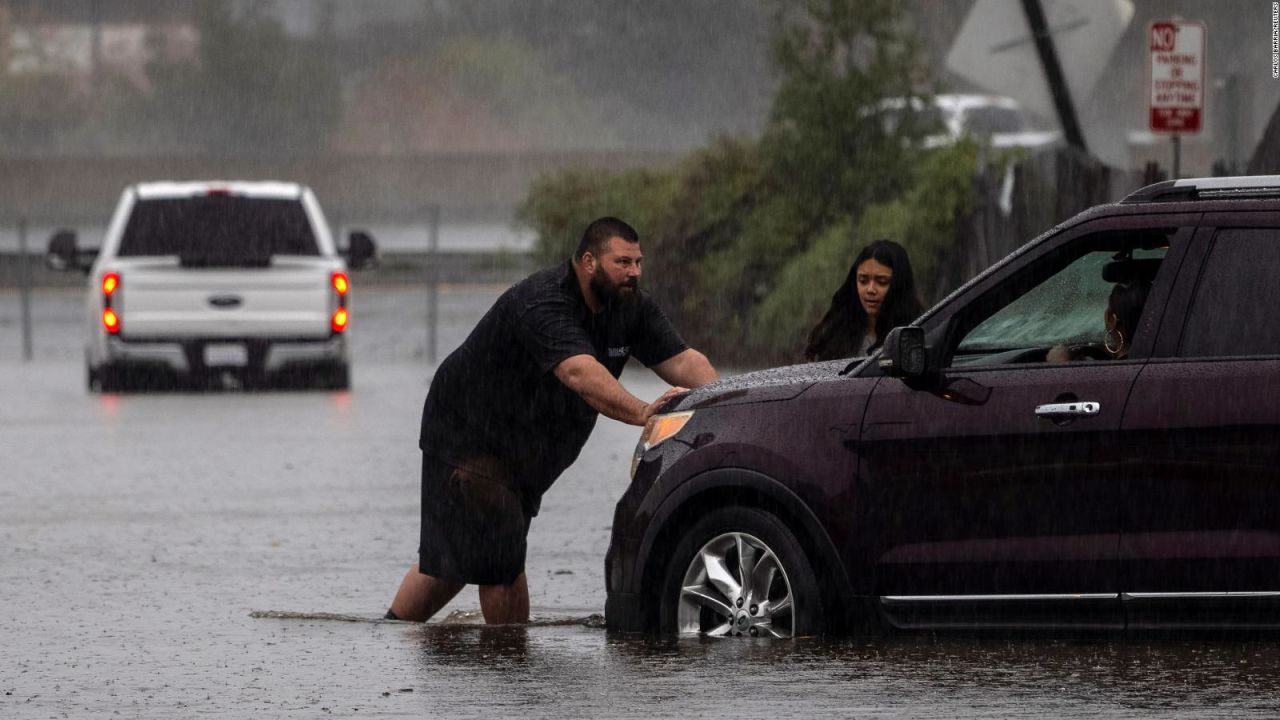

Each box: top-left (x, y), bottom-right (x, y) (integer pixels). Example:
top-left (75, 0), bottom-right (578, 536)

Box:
top-left (674, 358), bottom-right (855, 411)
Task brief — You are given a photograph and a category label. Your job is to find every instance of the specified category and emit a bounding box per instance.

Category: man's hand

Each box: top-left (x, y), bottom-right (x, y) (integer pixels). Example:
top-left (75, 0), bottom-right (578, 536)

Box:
top-left (556, 355), bottom-right (697, 426)
top-left (642, 386), bottom-right (688, 424)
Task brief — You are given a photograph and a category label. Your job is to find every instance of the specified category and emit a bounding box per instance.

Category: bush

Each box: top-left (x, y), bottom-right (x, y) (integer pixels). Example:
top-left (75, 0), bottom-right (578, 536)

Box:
top-left (516, 0), bottom-right (978, 368)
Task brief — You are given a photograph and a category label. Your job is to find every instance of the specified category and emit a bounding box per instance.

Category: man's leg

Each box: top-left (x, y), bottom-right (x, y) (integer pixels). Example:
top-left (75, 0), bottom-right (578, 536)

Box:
top-left (389, 563), bottom-right (465, 621)
top-left (478, 572), bottom-right (529, 624)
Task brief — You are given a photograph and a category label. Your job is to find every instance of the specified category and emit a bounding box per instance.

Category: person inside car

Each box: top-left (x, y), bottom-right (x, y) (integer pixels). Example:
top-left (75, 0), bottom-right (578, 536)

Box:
top-left (1046, 279), bottom-right (1152, 363)
top-left (804, 238), bottom-right (925, 362)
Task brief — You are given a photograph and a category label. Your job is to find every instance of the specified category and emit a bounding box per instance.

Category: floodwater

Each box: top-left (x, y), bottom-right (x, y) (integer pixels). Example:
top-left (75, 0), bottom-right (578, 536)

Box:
top-left (4, 286), bottom-right (1280, 718)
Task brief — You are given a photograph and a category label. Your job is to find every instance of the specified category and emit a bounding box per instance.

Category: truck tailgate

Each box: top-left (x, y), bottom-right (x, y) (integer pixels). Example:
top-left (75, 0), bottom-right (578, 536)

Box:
top-left (117, 262), bottom-right (334, 339)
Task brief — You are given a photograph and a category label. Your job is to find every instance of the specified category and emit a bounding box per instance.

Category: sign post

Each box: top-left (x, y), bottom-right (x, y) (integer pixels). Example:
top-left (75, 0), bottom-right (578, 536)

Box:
top-left (1148, 20), bottom-right (1206, 178)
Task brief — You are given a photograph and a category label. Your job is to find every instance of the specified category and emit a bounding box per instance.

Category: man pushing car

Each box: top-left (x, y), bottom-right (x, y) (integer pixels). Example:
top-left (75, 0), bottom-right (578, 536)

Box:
top-left (386, 216), bottom-right (718, 623)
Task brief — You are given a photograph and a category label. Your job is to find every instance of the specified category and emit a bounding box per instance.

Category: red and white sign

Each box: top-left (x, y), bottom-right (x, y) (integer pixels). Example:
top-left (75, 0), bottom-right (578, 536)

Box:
top-left (1148, 20), bottom-right (1206, 134)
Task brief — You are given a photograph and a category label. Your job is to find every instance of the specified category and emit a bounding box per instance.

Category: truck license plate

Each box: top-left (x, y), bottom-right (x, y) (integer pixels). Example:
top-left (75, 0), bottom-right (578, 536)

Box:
top-left (204, 343), bottom-right (248, 367)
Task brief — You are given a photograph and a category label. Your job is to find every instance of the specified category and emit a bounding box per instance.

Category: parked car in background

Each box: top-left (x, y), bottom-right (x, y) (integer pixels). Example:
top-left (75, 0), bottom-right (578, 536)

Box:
top-left (47, 181), bottom-right (376, 392)
top-left (876, 93), bottom-right (1062, 151)
top-left (607, 175), bottom-right (1280, 637)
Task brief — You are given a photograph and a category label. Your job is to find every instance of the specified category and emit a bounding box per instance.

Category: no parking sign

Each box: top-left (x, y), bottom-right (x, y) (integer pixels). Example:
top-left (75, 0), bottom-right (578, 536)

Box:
top-left (1148, 20), bottom-right (1205, 134)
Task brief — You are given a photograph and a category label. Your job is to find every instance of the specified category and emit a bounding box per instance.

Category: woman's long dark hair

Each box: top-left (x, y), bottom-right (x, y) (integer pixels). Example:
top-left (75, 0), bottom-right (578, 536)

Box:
top-left (1108, 280), bottom-right (1152, 347)
top-left (804, 239), bottom-right (924, 362)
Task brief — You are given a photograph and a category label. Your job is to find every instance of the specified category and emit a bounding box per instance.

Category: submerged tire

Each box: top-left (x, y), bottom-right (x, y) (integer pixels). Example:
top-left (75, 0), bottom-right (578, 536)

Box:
top-left (659, 506), bottom-right (823, 638)
top-left (325, 362), bottom-right (350, 391)
top-left (91, 363), bottom-right (124, 393)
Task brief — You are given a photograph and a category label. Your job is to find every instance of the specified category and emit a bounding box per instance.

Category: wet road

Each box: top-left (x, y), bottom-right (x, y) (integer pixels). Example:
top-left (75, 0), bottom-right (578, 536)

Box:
top-left (4, 286), bottom-right (1280, 718)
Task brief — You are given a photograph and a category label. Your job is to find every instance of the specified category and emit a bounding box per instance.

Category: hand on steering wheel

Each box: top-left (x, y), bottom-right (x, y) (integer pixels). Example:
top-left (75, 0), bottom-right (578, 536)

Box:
top-left (1068, 343), bottom-right (1111, 361)
top-left (1046, 343), bottom-right (1110, 363)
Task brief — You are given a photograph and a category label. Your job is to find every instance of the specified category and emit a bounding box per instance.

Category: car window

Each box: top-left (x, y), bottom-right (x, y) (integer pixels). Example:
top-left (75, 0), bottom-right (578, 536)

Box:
top-left (119, 196), bottom-right (319, 263)
top-left (960, 106), bottom-right (1026, 135)
top-left (1181, 229), bottom-right (1280, 358)
top-left (953, 242), bottom-right (1168, 366)
top-left (875, 103), bottom-right (944, 137)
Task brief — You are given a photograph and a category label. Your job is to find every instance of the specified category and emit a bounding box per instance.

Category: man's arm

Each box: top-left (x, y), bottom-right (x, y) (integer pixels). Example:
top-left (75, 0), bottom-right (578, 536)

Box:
top-left (651, 348), bottom-right (717, 389)
top-left (554, 354), bottom-right (686, 426)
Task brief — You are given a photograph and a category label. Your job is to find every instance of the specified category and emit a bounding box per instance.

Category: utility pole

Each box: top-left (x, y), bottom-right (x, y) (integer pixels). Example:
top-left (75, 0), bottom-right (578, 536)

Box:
top-left (426, 205), bottom-right (440, 366)
top-left (18, 217), bottom-right (33, 362)
top-left (89, 0), bottom-right (102, 85)
top-left (1020, 0), bottom-right (1088, 154)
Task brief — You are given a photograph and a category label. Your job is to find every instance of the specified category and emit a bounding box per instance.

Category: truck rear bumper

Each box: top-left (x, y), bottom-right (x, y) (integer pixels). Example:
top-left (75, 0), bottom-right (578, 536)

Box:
top-left (100, 335), bottom-right (347, 373)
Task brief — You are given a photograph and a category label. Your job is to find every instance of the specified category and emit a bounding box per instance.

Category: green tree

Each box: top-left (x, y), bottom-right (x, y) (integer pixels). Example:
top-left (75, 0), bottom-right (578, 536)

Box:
top-left (761, 0), bottom-right (933, 225)
top-left (518, 0), bottom-right (970, 367)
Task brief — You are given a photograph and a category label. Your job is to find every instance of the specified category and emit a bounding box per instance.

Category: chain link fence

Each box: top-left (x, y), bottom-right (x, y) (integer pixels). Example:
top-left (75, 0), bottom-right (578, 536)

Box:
top-left (2, 152), bottom-right (1149, 368)
top-left (0, 215), bottom-right (535, 366)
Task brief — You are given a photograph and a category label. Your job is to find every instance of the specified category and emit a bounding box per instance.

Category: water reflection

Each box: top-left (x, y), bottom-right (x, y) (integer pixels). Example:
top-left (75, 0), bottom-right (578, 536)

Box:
top-left (591, 633), bottom-right (1280, 717)
top-left (415, 624), bottom-right (531, 668)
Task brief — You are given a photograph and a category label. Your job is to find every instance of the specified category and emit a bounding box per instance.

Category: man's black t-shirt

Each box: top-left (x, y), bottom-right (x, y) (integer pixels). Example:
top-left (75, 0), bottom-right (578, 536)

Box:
top-left (418, 261), bottom-right (687, 510)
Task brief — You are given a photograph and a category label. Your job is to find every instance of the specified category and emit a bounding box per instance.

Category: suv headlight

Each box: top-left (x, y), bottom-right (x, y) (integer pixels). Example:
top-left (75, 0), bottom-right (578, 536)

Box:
top-left (630, 410), bottom-right (695, 479)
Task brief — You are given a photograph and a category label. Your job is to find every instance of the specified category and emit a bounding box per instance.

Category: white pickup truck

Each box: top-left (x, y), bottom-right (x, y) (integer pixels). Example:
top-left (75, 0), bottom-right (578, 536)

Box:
top-left (47, 181), bottom-right (375, 392)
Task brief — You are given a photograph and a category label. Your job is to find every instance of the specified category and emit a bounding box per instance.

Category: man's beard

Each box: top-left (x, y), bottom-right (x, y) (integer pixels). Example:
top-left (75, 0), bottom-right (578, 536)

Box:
top-left (590, 266), bottom-right (638, 306)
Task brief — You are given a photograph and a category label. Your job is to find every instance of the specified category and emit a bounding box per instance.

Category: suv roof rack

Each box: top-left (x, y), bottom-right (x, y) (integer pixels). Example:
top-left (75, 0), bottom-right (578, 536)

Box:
top-left (1121, 175), bottom-right (1280, 204)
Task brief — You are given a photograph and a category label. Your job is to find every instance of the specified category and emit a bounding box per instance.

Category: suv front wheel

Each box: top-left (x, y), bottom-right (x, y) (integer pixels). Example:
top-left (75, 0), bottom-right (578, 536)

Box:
top-left (659, 506), bottom-right (823, 638)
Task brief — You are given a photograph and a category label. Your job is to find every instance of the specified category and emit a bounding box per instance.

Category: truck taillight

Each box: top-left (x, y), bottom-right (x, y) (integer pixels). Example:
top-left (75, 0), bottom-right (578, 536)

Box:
top-left (102, 308), bottom-right (121, 333)
top-left (102, 272), bottom-right (121, 333)
top-left (330, 271), bottom-right (349, 333)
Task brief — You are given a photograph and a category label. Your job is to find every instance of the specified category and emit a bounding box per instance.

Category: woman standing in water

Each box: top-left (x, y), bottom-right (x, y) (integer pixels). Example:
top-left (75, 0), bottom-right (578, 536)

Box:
top-left (804, 238), bottom-right (925, 362)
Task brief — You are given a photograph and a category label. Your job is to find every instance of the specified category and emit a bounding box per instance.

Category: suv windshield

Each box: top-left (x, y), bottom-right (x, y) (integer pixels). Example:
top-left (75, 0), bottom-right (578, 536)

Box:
top-left (118, 196), bottom-right (319, 266)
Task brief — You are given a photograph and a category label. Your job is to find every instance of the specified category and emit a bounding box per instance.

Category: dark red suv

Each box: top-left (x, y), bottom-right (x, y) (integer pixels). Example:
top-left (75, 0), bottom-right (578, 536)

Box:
top-left (605, 176), bottom-right (1280, 637)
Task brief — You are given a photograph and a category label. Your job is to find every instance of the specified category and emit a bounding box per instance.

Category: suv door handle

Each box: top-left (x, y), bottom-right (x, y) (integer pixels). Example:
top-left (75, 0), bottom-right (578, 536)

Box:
top-left (1035, 401), bottom-right (1100, 418)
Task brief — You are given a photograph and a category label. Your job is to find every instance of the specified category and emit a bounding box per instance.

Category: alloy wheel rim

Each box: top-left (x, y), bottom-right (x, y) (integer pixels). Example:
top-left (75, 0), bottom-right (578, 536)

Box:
top-left (675, 531), bottom-right (794, 637)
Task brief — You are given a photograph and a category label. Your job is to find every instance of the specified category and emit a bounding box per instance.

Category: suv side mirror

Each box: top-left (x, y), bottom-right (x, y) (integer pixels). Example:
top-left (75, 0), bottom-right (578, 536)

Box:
top-left (344, 230), bottom-right (377, 270)
top-left (878, 326), bottom-right (928, 378)
top-left (46, 229), bottom-right (94, 273)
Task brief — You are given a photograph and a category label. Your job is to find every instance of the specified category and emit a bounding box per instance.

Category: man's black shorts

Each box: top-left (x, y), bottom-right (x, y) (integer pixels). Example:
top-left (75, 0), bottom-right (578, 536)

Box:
top-left (418, 453), bottom-right (531, 586)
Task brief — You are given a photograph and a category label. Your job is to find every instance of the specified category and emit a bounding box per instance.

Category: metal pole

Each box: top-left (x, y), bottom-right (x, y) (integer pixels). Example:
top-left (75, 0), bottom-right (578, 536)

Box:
top-left (980, 159), bottom-right (995, 274)
top-left (1021, 0), bottom-right (1088, 154)
top-left (1172, 134), bottom-right (1182, 179)
top-left (18, 217), bottom-right (33, 362)
top-left (426, 204), bottom-right (440, 366)
top-left (90, 0), bottom-right (102, 84)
